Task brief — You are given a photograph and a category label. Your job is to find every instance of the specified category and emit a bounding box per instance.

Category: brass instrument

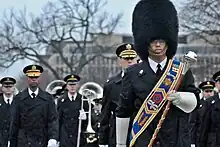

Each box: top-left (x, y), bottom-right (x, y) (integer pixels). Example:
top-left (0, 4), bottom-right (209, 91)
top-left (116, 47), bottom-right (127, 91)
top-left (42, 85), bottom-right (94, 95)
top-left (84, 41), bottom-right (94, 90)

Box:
top-left (77, 82), bottom-right (103, 147)
top-left (45, 80), bottom-right (66, 104)
top-left (45, 80), bottom-right (66, 95)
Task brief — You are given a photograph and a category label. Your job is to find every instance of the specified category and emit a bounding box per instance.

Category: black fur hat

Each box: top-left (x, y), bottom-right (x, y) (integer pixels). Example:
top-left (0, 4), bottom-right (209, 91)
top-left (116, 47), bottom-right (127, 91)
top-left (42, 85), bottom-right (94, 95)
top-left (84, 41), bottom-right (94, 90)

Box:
top-left (132, 0), bottom-right (179, 60)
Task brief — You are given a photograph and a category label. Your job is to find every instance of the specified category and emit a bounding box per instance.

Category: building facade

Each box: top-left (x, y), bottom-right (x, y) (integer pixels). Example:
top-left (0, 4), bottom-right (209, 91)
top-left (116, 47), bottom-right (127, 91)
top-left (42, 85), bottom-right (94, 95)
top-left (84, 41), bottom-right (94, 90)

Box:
top-left (42, 33), bottom-right (220, 86)
top-left (42, 33), bottom-right (133, 85)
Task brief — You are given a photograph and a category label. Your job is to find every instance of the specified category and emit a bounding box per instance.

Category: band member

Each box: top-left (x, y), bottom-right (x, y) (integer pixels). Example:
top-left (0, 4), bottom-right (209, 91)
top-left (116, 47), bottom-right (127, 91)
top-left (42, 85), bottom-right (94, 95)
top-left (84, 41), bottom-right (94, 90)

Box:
top-left (99, 43), bottom-right (138, 147)
top-left (199, 71), bottom-right (220, 147)
top-left (115, 0), bottom-right (199, 147)
top-left (54, 84), bottom-right (66, 97)
top-left (0, 77), bottom-right (16, 147)
top-left (85, 98), bottom-right (102, 147)
top-left (57, 74), bottom-right (88, 147)
top-left (199, 81), bottom-right (215, 100)
top-left (9, 65), bottom-right (58, 147)
top-left (189, 81), bottom-right (215, 147)
top-left (53, 84), bottom-right (66, 105)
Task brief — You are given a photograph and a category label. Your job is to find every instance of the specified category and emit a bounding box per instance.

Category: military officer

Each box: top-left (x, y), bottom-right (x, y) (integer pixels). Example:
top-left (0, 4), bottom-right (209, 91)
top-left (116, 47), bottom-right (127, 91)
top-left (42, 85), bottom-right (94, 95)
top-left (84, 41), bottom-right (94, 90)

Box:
top-left (0, 77), bottom-right (16, 147)
top-left (115, 0), bottom-right (200, 147)
top-left (98, 43), bottom-right (138, 147)
top-left (9, 65), bottom-right (58, 147)
top-left (57, 74), bottom-right (88, 147)
top-left (189, 81), bottom-right (215, 147)
top-left (199, 71), bottom-right (220, 147)
top-left (199, 81), bottom-right (215, 99)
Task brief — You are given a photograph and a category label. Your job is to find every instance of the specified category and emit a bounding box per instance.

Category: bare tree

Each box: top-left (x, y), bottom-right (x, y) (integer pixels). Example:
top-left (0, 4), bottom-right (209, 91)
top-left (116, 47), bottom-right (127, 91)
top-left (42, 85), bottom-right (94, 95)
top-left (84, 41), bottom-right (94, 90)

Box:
top-left (179, 0), bottom-right (220, 45)
top-left (179, 0), bottom-right (220, 83)
top-left (0, 0), bottom-right (123, 79)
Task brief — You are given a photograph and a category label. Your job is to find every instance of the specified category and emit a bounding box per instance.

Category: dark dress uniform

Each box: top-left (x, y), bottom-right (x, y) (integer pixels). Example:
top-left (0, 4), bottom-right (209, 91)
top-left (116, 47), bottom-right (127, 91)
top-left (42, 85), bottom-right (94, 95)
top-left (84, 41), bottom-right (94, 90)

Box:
top-left (115, 0), bottom-right (200, 146)
top-left (0, 94), bottom-right (12, 147)
top-left (99, 72), bottom-right (122, 147)
top-left (198, 71), bottom-right (220, 147)
top-left (9, 89), bottom-right (59, 147)
top-left (198, 93), bottom-right (220, 147)
top-left (0, 77), bottom-right (16, 147)
top-left (116, 61), bottom-right (199, 147)
top-left (85, 101), bottom-right (102, 147)
top-left (189, 98), bottom-right (206, 147)
top-left (189, 81), bottom-right (215, 146)
top-left (57, 92), bottom-right (89, 147)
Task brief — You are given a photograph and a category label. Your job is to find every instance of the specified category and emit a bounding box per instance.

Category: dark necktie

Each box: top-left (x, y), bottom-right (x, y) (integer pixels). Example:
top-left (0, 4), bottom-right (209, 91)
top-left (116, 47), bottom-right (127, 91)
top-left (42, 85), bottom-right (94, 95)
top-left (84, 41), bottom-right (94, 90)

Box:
top-left (156, 64), bottom-right (162, 78)
top-left (7, 99), bottom-right (10, 106)
top-left (31, 93), bottom-right (36, 99)
top-left (72, 96), bottom-right (74, 101)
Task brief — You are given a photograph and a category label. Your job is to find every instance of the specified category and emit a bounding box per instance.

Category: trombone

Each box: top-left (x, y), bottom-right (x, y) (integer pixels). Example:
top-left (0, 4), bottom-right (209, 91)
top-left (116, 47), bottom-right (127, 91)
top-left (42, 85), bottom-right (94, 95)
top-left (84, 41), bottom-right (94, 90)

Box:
top-left (77, 82), bottom-right (103, 147)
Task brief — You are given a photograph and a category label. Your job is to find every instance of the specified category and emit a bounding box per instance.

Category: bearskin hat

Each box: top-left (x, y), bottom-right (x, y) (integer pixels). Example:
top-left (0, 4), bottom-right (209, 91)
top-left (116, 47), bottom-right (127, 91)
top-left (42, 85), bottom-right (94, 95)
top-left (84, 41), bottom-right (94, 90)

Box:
top-left (132, 0), bottom-right (179, 60)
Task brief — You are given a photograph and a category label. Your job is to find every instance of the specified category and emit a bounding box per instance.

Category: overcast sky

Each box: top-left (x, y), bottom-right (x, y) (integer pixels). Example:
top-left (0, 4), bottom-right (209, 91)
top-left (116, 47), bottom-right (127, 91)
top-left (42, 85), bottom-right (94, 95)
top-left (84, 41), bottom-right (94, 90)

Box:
top-left (0, 0), bottom-right (185, 78)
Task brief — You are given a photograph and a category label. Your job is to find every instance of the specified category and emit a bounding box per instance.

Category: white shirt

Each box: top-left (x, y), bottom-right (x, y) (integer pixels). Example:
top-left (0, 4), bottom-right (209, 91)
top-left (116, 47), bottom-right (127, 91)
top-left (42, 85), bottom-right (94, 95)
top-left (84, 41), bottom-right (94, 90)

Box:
top-left (3, 94), bottom-right (13, 104)
top-left (121, 70), bottom-right (125, 77)
top-left (68, 92), bottom-right (77, 101)
top-left (148, 57), bottom-right (167, 73)
top-left (28, 88), bottom-right (39, 98)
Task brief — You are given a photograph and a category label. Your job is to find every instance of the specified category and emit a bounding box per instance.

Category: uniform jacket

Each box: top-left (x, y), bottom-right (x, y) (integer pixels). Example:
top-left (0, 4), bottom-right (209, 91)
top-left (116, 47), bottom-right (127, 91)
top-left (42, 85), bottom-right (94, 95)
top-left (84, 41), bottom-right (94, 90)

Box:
top-left (57, 92), bottom-right (88, 147)
top-left (0, 94), bottom-right (13, 147)
top-left (189, 98), bottom-right (206, 146)
top-left (99, 72), bottom-right (122, 147)
top-left (9, 88), bottom-right (59, 147)
top-left (116, 60), bottom-right (200, 147)
top-left (199, 93), bottom-right (220, 147)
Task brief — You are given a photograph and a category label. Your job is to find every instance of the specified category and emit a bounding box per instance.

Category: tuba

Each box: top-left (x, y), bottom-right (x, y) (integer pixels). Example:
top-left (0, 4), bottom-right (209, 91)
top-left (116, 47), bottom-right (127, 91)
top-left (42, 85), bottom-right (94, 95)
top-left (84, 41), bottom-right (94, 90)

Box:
top-left (45, 80), bottom-right (66, 104)
top-left (45, 80), bottom-right (66, 95)
top-left (79, 82), bottom-right (103, 104)
top-left (77, 82), bottom-right (103, 146)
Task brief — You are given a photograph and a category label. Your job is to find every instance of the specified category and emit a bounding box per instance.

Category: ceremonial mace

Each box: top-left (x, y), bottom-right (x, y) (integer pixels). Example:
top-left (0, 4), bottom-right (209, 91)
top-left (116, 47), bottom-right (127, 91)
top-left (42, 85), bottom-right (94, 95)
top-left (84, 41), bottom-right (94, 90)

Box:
top-left (148, 51), bottom-right (197, 147)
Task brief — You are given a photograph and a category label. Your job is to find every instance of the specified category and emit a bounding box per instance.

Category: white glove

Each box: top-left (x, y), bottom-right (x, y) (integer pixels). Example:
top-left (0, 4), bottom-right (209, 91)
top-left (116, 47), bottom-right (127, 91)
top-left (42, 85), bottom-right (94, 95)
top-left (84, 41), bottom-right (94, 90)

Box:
top-left (7, 141), bottom-right (10, 147)
top-left (116, 117), bottom-right (130, 147)
top-left (47, 139), bottom-right (57, 147)
top-left (167, 90), bottom-right (181, 105)
top-left (191, 144), bottom-right (195, 147)
top-left (57, 142), bottom-right (60, 147)
top-left (99, 145), bottom-right (108, 147)
top-left (78, 109), bottom-right (87, 120)
top-left (167, 91), bottom-right (197, 113)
